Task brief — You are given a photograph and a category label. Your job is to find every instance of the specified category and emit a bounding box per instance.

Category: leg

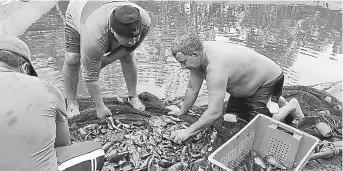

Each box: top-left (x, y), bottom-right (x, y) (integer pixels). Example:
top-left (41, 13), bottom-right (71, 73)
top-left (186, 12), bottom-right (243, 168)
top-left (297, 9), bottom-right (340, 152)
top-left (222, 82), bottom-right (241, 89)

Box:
top-left (119, 53), bottom-right (145, 110)
top-left (62, 24), bottom-right (81, 117)
top-left (56, 141), bottom-right (105, 171)
top-left (272, 101), bottom-right (296, 121)
top-left (269, 73), bottom-right (285, 113)
top-left (62, 52), bottom-right (81, 112)
top-left (272, 98), bottom-right (304, 121)
top-left (120, 53), bottom-right (138, 97)
top-left (288, 98), bottom-right (304, 119)
top-left (225, 96), bottom-right (251, 122)
top-left (278, 96), bottom-right (287, 108)
top-left (243, 92), bottom-right (273, 120)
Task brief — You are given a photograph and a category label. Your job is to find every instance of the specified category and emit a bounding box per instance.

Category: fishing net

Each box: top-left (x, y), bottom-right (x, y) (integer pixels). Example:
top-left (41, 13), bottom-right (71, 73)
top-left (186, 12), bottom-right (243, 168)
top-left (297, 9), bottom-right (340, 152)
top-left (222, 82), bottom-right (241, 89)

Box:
top-left (69, 85), bottom-right (342, 170)
top-left (68, 91), bottom-right (243, 147)
top-left (282, 86), bottom-right (342, 141)
top-left (68, 92), bottom-right (221, 170)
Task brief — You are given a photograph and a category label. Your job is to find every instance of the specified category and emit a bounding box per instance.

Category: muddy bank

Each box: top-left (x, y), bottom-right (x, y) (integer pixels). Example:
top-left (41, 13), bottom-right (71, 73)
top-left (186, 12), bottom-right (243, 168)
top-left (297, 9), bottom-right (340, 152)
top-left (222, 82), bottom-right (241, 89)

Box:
top-left (0, 1), bottom-right (58, 36)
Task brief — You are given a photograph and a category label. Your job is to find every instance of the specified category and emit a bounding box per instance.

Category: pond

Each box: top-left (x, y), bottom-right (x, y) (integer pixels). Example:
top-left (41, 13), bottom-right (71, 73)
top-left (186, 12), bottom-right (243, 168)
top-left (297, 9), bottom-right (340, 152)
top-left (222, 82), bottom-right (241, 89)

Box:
top-left (19, 1), bottom-right (342, 100)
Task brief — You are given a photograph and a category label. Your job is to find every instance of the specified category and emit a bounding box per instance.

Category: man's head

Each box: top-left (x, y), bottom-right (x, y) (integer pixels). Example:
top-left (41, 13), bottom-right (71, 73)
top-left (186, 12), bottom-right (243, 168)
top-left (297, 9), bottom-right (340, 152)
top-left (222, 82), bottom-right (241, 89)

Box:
top-left (110, 5), bottom-right (142, 47)
top-left (0, 35), bottom-right (38, 76)
top-left (171, 32), bottom-right (203, 70)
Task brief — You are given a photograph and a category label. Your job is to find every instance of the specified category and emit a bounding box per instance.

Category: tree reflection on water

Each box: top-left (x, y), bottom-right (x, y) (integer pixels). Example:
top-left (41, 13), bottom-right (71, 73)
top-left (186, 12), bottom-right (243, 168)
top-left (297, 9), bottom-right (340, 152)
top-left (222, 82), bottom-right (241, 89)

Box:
top-left (20, 1), bottom-right (342, 98)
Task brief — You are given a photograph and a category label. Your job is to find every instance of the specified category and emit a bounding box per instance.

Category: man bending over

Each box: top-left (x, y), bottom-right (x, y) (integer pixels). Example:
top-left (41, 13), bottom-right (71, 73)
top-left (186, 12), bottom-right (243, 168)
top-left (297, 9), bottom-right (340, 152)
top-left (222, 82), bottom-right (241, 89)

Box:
top-left (169, 32), bottom-right (284, 143)
top-left (63, 0), bottom-right (151, 118)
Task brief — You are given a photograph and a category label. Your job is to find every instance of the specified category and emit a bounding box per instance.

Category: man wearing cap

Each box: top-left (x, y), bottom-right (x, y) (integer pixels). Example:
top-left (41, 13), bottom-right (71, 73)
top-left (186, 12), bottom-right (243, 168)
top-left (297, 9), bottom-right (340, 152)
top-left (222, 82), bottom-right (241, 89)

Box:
top-left (63, 0), bottom-right (151, 118)
top-left (0, 35), bottom-right (105, 171)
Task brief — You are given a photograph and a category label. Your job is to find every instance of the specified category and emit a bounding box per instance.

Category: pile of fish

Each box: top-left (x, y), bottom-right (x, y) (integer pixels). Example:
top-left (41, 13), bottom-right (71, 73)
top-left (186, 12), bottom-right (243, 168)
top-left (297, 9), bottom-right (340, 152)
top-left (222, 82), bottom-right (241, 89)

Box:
top-left (234, 151), bottom-right (292, 171)
top-left (70, 114), bottom-right (218, 171)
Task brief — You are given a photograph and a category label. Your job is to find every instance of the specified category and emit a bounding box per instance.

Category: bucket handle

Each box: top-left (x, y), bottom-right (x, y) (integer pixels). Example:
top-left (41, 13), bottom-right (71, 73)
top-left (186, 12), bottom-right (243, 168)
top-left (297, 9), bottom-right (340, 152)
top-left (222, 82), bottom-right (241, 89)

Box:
top-left (269, 122), bottom-right (303, 140)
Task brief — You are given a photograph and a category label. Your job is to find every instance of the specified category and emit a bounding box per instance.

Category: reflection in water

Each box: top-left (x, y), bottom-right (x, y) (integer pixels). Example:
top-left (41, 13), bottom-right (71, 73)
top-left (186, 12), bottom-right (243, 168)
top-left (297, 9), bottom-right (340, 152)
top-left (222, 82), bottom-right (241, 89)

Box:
top-left (19, 1), bottom-right (342, 99)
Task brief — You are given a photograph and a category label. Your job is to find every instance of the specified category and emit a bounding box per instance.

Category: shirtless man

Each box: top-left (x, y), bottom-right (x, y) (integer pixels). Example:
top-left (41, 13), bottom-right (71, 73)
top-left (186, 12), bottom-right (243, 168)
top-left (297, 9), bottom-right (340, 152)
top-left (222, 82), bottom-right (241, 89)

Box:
top-left (169, 32), bottom-right (284, 143)
top-left (0, 35), bottom-right (105, 171)
top-left (63, 0), bottom-right (151, 118)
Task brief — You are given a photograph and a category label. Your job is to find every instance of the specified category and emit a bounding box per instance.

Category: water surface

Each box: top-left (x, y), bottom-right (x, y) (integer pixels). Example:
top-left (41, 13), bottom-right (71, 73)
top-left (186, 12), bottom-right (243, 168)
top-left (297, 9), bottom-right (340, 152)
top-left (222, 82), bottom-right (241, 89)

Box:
top-left (19, 1), bottom-right (342, 100)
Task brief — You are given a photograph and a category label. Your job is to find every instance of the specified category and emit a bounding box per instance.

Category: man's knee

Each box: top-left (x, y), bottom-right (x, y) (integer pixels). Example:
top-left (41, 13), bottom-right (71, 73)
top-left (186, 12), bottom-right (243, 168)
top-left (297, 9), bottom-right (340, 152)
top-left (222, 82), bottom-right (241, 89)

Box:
top-left (64, 53), bottom-right (81, 67)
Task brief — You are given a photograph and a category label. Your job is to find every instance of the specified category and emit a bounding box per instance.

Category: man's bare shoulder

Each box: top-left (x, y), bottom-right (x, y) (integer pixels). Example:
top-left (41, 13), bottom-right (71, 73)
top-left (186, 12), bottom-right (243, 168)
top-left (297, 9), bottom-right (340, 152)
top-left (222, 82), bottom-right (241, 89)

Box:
top-left (204, 41), bottom-right (246, 48)
top-left (205, 41), bottom-right (263, 63)
top-left (204, 41), bottom-right (237, 64)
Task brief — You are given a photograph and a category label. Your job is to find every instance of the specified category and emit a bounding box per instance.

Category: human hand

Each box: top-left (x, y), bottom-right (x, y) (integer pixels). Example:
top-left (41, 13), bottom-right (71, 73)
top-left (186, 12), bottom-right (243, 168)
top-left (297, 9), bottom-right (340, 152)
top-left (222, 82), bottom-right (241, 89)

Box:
top-left (128, 96), bottom-right (145, 111)
top-left (170, 129), bottom-right (193, 144)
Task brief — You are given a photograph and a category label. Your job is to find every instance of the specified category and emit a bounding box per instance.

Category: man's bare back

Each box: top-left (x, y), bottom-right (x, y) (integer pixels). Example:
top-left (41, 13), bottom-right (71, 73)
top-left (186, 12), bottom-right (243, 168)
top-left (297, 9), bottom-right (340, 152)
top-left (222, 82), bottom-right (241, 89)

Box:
top-left (201, 41), bottom-right (283, 97)
top-left (169, 33), bottom-right (285, 143)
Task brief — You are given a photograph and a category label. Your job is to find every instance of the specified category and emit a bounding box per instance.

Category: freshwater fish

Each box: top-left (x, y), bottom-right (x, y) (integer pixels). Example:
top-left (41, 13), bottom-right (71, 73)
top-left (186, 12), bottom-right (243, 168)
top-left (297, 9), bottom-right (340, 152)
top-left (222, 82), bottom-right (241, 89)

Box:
top-left (69, 93), bottom-right (220, 170)
top-left (234, 167), bottom-right (247, 171)
top-left (252, 152), bottom-right (267, 171)
top-left (265, 155), bottom-right (287, 170)
top-left (70, 113), bottom-right (218, 170)
top-left (246, 151), bottom-right (267, 171)
top-left (246, 151), bottom-right (254, 171)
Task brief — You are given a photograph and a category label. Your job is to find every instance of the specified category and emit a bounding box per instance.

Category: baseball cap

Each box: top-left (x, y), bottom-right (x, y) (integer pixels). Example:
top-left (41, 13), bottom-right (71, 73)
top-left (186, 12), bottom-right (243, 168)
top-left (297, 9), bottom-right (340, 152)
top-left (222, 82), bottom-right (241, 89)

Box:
top-left (110, 5), bottom-right (142, 38)
top-left (0, 35), bottom-right (38, 76)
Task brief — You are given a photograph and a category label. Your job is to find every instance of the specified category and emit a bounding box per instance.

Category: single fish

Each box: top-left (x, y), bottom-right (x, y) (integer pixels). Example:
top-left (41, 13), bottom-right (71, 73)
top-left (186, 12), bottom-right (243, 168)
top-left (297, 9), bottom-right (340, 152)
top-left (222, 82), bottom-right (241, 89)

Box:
top-left (106, 116), bottom-right (122, 130)
top-left (234, 167), bottom-right (246, 171)
top-left (106, 150), bottom-right (129, 163)
top-left (167, 162), bottom-right (188, 171)
top-left (265, 155), bottom-right (287, 170)
top-left (246, 151), bottom-right (255, 171)
top-left (252, 152), bottom-right (267, 171)
top-left (266, 165), bottom-right (273, 171)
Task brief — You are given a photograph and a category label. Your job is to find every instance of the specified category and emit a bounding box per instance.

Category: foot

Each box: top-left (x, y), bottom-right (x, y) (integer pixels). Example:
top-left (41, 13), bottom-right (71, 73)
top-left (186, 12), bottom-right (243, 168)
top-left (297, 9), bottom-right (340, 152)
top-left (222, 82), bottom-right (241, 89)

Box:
top-left (268, 101), bottom-right (280, 114)
top-left (128, 96), bottom-right (145, 111)
top-left (288, 98), bottom-right (304, 119)
top-left (67, 102), bottom-right (80, 118)
top-left (278, 96), bottom-right (287, 108)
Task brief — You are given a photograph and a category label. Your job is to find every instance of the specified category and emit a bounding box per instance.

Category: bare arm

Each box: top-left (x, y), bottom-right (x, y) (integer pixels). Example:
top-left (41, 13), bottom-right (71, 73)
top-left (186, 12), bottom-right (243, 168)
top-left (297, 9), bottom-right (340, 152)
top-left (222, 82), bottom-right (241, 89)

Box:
top-left (179, 70), bottom-right (204, 114)
top-left (187, 65), bottom-right (228, 135)
top-left (119, 53), bottom-right (138, 97)
top-left (80, 26), bottom-right (105, 108)
top-left (44, 82), bottom-right (71, 147)
top-left (118, 24), bottom-right (150, 97)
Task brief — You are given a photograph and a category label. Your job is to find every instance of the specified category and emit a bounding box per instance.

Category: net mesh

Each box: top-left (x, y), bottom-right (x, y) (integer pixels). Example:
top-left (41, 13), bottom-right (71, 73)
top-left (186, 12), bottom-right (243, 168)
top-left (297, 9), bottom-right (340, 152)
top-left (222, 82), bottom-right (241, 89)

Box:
top-left (282, 86), bottom-right (342, 140)
top-left (69, 85), bottom-right (342, 150)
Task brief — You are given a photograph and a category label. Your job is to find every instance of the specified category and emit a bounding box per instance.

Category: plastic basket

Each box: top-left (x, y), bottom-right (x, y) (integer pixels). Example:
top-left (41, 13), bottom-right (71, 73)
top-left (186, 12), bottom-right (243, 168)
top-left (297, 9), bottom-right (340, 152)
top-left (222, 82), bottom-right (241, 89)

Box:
top-left (208, 114), bottom-right (320, 171)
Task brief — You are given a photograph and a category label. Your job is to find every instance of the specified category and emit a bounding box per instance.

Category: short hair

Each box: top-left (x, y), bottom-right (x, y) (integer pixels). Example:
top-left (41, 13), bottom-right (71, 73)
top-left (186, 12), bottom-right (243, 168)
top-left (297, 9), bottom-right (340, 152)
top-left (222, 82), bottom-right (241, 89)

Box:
top-left (0, 50), bottom-right (27, 67)
top-left (171, 32), bottom-right (203, 57)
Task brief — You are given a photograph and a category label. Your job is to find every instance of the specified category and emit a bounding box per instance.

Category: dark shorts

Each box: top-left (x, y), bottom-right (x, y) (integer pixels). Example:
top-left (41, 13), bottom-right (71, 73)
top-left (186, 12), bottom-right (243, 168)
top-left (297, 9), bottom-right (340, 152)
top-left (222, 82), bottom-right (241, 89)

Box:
top-left (57, 141), bottom-right (105, 171)
top-left (226, 72), bottom-right (284, 122)
top-left (65, 24), bottom-right (81, 54)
